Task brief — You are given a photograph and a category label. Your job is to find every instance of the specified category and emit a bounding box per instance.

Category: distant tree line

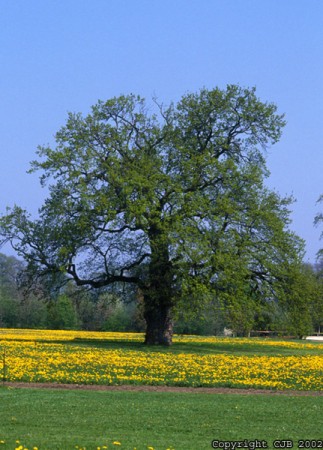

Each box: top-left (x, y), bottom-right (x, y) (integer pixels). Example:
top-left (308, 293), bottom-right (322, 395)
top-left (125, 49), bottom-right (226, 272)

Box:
top-left (0, 253), bottom-right (145, 332)
top-left (0, 252), bottom-right (322, 337)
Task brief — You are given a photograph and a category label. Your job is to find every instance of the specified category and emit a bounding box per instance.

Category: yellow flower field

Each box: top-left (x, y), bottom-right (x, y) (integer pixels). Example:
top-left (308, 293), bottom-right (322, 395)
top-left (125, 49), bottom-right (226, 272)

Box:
top-left (0, 329), bottom-right (145, 342)
top-left (0, 329), bottom-right (322, 391)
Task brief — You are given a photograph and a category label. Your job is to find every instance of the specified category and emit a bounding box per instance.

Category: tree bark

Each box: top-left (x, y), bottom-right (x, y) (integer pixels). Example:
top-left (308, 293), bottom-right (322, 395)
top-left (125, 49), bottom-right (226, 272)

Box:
top-left (144, 301), bottom-right (173, 346)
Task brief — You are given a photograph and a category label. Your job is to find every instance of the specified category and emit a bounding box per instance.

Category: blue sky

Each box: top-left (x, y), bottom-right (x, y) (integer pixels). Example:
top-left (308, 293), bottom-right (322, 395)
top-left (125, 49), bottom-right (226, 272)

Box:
top-left (0, 0), bottom-right (322, 262)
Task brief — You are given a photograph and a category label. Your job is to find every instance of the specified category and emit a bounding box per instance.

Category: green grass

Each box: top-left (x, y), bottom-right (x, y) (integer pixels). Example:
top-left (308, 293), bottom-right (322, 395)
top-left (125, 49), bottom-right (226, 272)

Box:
top-left (0, 387), bottom-right (322, 450)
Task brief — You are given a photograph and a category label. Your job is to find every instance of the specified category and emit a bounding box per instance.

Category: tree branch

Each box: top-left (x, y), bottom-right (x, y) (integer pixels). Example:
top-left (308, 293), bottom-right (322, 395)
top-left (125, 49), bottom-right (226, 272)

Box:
top-left (66, 263), bottom-right (142, 288)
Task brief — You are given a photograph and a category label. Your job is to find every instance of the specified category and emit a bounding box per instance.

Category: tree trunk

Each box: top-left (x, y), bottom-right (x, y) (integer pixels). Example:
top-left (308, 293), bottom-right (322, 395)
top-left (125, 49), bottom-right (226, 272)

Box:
top-left (144, 301), bottom-right (173, 345)
top-left (144, 223), bottom-right (174, 345)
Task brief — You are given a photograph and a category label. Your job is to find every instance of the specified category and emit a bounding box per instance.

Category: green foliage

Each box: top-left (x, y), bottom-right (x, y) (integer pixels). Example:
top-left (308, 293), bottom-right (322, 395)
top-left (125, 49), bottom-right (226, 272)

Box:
top-left (310, 261), bottom-right (323, 333)
top-left (0, 253), bottom-right (22, 327)
top-left (101, 301), bottom-right (132, 331)
top-left (258, 262), bottom-right (323, 338)
top-left (46, 294), bottom-right (78, 330)
top-left (18, 295), bottom-right (47, 328)
top-left (0, 293), bottom-right (19, 327)
top-left (174, 304), bottom-right (225, 336)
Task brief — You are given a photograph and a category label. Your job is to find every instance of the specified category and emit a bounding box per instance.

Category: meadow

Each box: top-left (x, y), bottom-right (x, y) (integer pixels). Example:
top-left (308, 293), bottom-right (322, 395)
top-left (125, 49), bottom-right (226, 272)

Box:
top-left (1, 329), bottom-right (323, 390)
top-left (0, 329), bottom-right (322, 450)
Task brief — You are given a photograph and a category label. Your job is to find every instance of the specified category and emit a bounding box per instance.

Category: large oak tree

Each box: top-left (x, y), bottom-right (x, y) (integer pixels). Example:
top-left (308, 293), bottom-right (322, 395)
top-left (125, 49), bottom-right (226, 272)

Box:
top-left (0, 86), bottom-right (304, 344)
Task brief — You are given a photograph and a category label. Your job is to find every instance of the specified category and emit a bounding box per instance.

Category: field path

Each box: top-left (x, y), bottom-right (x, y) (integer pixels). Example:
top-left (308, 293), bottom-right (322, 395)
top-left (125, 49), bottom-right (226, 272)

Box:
top-left (2, 382), bottom-right (323, 396)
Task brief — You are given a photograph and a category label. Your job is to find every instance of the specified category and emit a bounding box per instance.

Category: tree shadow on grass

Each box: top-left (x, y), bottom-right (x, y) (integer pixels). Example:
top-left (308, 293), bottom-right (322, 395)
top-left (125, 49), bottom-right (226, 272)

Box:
top-left (33, 337), bottom-right (320, 356)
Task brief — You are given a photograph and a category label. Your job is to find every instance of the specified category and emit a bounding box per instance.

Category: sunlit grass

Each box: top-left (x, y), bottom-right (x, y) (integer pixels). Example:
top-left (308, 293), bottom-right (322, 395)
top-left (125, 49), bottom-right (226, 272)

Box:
top-left (0, 388), bottom-right (322, 449)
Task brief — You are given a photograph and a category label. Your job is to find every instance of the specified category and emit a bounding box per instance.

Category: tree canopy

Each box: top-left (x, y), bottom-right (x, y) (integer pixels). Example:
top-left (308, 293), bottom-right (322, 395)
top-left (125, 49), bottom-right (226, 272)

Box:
top-left (0, 85), bottom-right (305, 344)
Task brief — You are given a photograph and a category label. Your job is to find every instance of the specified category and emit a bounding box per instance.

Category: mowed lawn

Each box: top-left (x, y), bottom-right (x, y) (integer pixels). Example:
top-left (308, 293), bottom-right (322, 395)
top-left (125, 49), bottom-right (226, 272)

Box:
top-left (0, 387), bottom-right (322, 450)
